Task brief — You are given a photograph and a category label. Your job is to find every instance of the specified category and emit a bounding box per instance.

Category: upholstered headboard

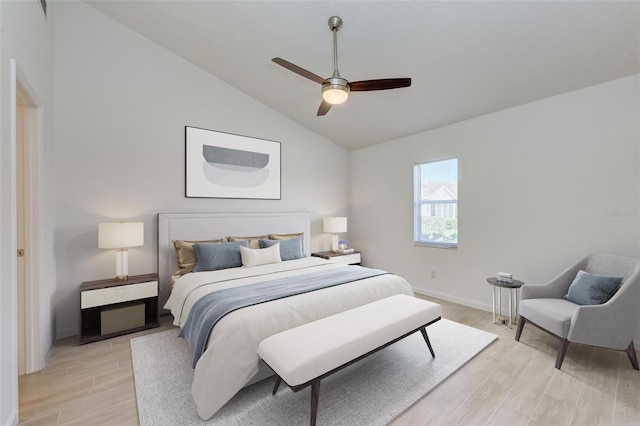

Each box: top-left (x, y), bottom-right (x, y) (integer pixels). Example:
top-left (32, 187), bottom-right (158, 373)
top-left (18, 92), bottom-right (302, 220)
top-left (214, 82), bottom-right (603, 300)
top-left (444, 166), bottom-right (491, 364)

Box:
top-left (157, 212), bottom-right (311, 313)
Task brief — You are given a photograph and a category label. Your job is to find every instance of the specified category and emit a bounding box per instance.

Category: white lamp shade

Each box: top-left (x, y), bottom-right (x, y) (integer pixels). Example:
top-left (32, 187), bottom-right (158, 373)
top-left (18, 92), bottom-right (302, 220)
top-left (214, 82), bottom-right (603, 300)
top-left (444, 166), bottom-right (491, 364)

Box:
top-left (323, 217), bottom-right (347, 234)
top-left (98, 222), bottom-right (144, 249)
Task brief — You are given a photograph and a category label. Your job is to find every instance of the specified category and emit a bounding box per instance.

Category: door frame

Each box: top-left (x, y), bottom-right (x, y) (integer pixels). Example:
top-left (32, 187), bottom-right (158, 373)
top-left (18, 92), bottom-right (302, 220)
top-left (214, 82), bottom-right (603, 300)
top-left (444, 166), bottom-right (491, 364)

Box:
top-left (11, 59), bottom-right (43, 373)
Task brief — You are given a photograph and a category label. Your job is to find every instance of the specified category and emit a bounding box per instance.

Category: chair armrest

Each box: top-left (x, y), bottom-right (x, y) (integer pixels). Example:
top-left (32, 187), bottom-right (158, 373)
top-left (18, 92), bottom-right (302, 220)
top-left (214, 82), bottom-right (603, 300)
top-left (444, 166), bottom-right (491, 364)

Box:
top-left (568, 273), bottom-right (640, 350)
top-left (521, 258), bottom-right (586, 300)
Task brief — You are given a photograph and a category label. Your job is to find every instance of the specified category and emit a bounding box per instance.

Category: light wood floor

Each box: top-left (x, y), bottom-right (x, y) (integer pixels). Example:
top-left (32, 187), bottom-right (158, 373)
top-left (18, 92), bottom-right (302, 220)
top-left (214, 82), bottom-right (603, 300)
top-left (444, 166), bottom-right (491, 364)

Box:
top-left (18, 296), bottom-right (640, 425)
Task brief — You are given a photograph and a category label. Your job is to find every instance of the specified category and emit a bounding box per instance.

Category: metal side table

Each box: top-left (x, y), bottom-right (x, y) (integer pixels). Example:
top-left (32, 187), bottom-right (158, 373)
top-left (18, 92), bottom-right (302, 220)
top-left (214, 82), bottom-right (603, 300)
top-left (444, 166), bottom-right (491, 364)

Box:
top-left (486, 277), bottom-right (524, 328)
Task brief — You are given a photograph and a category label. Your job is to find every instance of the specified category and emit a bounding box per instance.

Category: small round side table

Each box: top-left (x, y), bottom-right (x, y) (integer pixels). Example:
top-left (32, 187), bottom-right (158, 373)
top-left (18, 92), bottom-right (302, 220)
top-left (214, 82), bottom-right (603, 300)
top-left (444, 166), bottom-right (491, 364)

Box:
top-left (486, 277), bottom-right (524, 328)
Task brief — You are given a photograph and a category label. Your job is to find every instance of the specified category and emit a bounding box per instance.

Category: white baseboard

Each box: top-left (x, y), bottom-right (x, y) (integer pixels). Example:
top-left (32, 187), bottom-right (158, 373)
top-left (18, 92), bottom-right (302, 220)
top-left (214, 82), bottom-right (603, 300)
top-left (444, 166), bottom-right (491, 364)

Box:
top-left (412, 286), bottom-right (492, 313)
top-left (4, 409), bottom-right (18, 426)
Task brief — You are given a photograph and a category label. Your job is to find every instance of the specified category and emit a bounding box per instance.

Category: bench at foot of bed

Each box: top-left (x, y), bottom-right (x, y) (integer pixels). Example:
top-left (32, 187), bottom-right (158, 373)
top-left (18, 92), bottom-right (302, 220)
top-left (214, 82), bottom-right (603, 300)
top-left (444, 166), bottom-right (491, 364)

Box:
top-left (257, 294), bottom-right (442, 426)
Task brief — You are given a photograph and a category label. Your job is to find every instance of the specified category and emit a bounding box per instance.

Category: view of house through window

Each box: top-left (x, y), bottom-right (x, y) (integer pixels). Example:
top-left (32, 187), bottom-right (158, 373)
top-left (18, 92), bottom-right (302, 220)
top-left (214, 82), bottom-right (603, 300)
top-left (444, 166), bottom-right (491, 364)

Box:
top-left (414, 157), bottom-right (458, 248)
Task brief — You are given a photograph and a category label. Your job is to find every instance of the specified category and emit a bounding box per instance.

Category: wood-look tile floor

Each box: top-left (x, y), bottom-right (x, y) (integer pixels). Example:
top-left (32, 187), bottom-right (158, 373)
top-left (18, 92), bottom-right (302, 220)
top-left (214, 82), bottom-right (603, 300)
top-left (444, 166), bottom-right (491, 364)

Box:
top-left (18, 296), bottom-right (640, 425)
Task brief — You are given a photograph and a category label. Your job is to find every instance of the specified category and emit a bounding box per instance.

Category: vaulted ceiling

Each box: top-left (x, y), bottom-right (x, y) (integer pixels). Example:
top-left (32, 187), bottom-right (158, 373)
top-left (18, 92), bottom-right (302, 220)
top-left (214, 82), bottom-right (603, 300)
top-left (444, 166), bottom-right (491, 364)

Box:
top-left (87, 1), bottom-right (640, 151)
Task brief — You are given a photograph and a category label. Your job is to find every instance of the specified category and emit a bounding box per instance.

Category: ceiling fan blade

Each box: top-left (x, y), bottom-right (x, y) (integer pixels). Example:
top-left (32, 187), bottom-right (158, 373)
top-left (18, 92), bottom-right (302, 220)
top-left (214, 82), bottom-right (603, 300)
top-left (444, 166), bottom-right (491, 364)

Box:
top-left (272, 58), bottom-right (326, 85)
top-left (349, 78), bottom-right (412, 92)
top-left (317, 100), bottom-right (332, 116)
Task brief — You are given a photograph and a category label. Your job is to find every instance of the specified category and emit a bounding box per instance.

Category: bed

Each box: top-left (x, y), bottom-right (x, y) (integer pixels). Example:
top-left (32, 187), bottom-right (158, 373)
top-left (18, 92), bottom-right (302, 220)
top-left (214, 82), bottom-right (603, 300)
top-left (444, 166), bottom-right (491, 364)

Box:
top-left (158, 212), bottom-right (414, 420)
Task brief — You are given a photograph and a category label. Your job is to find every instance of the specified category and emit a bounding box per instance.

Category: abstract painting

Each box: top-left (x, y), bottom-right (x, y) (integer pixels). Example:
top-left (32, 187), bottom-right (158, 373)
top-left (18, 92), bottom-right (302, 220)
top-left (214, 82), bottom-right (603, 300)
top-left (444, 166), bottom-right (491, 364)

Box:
top-left (185, 126), bottom-right (281, 199)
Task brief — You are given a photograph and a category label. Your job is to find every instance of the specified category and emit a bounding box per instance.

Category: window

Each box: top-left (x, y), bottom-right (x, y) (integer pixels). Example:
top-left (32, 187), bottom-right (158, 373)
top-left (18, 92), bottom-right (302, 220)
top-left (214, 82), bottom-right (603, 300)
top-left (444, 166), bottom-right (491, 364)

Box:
top-left (414, 157), bottom-right (458, 248)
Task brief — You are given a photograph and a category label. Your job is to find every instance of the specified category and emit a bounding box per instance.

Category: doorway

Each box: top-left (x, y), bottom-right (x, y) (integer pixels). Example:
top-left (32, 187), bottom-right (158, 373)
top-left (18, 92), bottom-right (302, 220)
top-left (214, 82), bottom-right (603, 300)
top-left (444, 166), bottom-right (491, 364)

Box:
top-left (13, 61), bottom-right (42, 375)
top-left (16, 95), bottom-right (26, 375)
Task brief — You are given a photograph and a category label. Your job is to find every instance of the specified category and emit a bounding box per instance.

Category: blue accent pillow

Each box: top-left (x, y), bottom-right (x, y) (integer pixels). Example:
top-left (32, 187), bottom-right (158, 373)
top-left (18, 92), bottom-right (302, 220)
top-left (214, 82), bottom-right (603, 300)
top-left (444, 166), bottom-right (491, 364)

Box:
top-left (565, 270), bottom-right (623, 305)
top-left (259, 237), bottom-right (305, 261)
top-left (192, 240), bottom-right (249, 272)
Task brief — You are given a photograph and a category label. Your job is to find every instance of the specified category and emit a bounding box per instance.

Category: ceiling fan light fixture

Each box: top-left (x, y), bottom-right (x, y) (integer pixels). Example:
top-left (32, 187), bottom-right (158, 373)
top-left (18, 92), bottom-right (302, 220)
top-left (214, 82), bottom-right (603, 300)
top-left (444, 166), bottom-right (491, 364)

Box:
top-left (322, 77), bottom-right (350, 105)
top-left (322, 86), bottom-right (349, 104)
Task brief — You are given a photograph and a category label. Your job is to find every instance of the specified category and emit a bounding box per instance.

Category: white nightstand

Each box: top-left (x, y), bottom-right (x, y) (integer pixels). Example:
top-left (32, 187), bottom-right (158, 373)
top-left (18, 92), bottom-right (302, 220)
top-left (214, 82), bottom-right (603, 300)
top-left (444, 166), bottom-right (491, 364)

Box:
top-left (311, 251), bottom-right (362, 265)
top-left (78, 273), bottom-right (159, 344)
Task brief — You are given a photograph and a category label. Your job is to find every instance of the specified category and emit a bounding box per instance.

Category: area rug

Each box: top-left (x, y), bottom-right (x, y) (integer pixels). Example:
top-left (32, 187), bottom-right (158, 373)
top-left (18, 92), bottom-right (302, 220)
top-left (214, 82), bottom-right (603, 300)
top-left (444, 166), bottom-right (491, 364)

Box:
top-left (131, 319), bottom-right (496, 425)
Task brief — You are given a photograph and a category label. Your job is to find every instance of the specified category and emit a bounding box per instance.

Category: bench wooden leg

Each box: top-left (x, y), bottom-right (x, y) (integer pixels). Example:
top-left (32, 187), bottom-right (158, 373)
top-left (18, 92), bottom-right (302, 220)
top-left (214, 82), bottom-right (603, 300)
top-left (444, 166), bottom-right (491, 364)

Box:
top-left (310, 379), bottom-right (321, 426)
top-left (272, 376), bottom-right (282, 395)
top-left (420, 327), bottom-right (435, 358)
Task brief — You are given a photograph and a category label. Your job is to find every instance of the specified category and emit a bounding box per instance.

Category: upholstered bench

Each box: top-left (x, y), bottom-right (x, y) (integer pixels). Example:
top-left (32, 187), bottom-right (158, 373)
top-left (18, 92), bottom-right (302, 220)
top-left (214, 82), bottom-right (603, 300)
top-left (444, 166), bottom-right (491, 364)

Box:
top-left (257, 294), bottom-right (442, 426)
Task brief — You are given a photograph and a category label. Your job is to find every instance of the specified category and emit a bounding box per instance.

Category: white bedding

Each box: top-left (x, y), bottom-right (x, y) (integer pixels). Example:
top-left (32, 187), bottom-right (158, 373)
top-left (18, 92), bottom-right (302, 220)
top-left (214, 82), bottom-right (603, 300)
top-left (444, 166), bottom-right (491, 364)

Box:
top-left (164, 257), bottom-right (414, 420)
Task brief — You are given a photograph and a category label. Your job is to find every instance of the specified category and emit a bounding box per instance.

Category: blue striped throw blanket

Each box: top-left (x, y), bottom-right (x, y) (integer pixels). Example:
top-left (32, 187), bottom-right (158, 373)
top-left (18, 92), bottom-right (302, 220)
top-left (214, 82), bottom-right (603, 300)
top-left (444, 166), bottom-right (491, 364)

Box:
top-left (180, 266), bottom-right (389, 367)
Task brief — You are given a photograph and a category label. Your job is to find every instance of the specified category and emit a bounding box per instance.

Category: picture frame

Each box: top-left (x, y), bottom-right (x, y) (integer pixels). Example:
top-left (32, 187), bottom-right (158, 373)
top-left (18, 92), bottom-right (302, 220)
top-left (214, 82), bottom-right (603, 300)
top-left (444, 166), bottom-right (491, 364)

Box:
top-left (185, 126), bottom-right (281, 199)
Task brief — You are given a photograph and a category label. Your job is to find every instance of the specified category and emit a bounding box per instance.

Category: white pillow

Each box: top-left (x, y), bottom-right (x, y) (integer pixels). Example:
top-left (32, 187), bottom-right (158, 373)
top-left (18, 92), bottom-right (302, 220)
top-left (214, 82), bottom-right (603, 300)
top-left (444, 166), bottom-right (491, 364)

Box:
top-left (240, 244), bottom-right (282, 267)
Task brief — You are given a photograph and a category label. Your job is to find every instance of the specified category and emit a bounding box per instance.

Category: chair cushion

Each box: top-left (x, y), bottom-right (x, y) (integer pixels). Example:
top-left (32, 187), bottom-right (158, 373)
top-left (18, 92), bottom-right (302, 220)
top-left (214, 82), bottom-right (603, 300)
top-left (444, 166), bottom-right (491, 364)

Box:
top-left (564, 270), bottom-right (622, 305)
top-left (520, 298), bottom-right (578, 338)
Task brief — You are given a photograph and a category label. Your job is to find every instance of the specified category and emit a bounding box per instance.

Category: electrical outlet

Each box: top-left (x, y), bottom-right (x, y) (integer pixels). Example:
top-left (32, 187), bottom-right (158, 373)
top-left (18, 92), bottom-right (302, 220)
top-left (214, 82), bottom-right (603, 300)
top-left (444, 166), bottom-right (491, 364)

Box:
top-left (431, 270), bottom-right (436, 279)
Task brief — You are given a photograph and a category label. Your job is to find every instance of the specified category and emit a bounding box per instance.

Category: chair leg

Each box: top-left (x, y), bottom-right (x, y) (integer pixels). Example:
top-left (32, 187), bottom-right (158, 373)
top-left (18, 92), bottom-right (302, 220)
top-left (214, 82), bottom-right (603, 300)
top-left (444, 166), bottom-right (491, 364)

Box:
top-left (515, 316), bottom-right (525, 341)
top-left (625, 341), bottom-right (639, 370)
top-left (555, 339), bottom-right (570, 369)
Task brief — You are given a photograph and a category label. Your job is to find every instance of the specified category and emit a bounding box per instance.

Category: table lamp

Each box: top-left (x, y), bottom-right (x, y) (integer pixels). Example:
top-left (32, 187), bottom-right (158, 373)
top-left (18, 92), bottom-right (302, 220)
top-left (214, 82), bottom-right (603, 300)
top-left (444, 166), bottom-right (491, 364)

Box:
top-left (98, 222), bottom-right (144, 281)
top-left (323, 216), bottom-right (347, 252)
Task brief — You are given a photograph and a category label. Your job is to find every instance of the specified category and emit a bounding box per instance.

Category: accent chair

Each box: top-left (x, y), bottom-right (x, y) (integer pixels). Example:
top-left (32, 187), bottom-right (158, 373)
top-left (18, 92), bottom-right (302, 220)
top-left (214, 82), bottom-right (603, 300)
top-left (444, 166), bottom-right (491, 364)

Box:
top-left (515, 253), bottom-right (640, 370)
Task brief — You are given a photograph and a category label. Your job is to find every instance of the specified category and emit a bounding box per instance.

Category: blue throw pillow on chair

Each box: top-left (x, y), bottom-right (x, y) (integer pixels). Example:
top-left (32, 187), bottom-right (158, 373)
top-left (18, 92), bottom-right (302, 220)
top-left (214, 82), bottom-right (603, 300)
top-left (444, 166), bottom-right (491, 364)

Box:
top-left (565, 270), bottom-right (623, 305)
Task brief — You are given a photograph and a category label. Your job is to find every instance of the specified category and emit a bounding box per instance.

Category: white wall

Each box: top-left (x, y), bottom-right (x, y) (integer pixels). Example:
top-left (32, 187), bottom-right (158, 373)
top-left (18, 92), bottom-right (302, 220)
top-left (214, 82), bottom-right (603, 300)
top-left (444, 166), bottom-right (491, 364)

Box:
top-left (53, 1), bottom-right (349, 338)
top-left (0, 1), bottom-right (55, 425)
top-left (351, 75), bottom-right (640, 339)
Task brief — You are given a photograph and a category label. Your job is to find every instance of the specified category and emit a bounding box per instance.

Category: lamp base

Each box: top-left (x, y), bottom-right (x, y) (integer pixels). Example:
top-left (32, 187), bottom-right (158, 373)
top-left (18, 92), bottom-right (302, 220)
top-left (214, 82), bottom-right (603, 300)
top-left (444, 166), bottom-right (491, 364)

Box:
top-left (115, 248), bottom-right (129, 282)
top-left (331, 234), bottom-right (339, 252)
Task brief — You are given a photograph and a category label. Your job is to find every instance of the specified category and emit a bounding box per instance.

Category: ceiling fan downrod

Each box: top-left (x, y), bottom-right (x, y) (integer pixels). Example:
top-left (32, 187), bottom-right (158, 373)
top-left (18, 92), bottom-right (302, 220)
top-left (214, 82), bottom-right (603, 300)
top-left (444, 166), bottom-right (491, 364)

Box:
top-left (328, 16), bottom-right (343, 77)
top-left (322, 16), bottom-right (349, 105)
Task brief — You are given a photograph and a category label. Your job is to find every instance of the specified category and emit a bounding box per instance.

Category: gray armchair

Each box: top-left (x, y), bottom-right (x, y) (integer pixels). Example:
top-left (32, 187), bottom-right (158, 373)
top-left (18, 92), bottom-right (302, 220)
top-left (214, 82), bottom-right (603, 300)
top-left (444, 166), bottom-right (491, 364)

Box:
top-left (516, 253), bottom-right (640, 370)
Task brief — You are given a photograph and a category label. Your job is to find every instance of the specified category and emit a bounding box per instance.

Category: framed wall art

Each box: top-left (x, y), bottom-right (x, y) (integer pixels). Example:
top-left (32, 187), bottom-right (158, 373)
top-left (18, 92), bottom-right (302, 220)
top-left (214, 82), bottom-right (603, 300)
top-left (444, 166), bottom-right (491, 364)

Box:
top-left (185, 126), bottom-right (281, 199)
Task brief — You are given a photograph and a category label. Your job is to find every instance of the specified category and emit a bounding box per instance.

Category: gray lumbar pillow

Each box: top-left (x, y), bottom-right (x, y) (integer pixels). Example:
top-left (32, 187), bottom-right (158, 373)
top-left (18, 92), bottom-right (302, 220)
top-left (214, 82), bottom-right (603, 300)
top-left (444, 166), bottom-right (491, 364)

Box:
top-left (565, 270), bottom-right (623, 305)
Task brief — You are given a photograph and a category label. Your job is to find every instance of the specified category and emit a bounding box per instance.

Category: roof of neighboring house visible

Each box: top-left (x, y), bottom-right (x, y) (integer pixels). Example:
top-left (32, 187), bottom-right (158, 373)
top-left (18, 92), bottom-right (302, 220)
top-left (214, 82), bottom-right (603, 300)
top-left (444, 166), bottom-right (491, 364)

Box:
top-left (421, 182), bottom-right (457, 200)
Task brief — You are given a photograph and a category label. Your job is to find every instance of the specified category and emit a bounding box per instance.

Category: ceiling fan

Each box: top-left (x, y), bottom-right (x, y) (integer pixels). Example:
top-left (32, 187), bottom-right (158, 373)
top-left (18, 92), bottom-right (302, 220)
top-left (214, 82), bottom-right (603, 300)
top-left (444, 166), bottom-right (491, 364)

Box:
top-left (272, 16), bottom-right (412, 116)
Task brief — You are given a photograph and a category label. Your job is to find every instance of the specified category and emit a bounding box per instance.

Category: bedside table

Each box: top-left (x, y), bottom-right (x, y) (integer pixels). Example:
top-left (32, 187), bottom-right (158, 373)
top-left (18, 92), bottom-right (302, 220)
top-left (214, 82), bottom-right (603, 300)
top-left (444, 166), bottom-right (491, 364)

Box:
top-left (311, 251), bottom-right (361, 265)
top-left (78, 273), bottom-right (159, 344)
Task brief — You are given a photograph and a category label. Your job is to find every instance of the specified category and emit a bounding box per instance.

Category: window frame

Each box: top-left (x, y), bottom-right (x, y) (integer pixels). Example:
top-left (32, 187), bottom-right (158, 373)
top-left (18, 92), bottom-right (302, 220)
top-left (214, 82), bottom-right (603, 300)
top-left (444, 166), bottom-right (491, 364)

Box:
top-left (413, 156), bottom-right (459, 249)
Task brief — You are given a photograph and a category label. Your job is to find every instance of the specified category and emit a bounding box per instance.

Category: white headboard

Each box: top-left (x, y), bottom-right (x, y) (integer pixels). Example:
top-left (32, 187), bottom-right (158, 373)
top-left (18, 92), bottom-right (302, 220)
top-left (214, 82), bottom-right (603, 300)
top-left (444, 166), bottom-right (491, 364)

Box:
top-left (157, 212), bottom-right (311, 313)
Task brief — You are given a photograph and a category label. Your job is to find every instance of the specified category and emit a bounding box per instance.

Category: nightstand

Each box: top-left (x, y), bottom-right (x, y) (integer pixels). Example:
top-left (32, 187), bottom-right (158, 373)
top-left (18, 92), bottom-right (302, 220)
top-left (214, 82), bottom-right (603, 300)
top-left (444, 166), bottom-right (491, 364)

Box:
top-left (311, 251), bottom-right (361, 265)
top-left (78, 273), bottom-right (159, 344)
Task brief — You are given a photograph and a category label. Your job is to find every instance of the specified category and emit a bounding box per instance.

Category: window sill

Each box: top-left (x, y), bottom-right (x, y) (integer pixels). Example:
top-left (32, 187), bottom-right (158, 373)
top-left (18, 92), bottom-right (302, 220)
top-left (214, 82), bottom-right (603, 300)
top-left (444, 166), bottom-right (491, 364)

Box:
top-left (414, 241), bottom-right (458, 250)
